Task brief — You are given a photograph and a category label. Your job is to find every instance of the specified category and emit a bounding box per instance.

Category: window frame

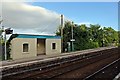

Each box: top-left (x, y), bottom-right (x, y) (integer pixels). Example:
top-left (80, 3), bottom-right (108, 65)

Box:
top-left (52, 43), bottom-right (56, 50)
top-left (23, 43), bottom-right (29, 53)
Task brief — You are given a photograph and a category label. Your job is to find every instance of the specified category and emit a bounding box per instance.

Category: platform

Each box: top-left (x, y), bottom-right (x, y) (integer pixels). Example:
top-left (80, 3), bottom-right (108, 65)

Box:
top-left (0, 47), bottom-right (116, 69)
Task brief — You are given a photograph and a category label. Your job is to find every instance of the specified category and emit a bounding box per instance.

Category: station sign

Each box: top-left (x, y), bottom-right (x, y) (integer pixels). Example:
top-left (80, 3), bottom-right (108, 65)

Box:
top-left (70, 39), bottom-right (75, 42)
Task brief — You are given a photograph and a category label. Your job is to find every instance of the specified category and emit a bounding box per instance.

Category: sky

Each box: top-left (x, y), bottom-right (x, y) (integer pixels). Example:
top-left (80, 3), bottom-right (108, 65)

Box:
top-left (0, 0), bottom-right (119, 35)
top-left (32, 2), bottom-right (118, 29)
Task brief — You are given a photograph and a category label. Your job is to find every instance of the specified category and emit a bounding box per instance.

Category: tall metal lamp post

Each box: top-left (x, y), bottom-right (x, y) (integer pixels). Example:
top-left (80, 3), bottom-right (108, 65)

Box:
top-left (70, 22), bottom-right (75, 51)
top-left (61, 14), bottom-right (64, 52)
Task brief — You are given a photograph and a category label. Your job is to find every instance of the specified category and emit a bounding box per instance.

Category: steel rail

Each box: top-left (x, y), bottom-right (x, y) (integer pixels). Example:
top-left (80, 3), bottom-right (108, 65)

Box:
top-left (84, 58), bottom-right (120, 80)
top-left (2, 51), bottom-right (104, 77)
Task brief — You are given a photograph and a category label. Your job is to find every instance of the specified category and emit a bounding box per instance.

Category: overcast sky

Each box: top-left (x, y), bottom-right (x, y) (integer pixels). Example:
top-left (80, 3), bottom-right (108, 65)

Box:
top-left (1, 0), bottom-right (62, 35)
top-left (0, 0), bottom-right (119, 35)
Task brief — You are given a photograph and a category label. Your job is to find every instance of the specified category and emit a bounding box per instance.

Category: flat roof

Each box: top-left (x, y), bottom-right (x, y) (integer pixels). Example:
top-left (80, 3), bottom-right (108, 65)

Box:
top-left (12, 34), bottom-right (61, 39)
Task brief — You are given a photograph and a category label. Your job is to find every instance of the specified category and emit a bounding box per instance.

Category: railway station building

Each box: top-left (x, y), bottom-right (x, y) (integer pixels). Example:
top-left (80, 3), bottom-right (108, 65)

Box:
top-left (10, 34), bottom-right (61, 60)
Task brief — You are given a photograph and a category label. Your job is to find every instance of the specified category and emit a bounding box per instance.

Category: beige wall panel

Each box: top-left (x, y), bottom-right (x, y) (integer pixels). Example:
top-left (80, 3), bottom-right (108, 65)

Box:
top-left (11, 38), bottom-right (37, 60)
top-left (46, 39), bottom-right (61, 55)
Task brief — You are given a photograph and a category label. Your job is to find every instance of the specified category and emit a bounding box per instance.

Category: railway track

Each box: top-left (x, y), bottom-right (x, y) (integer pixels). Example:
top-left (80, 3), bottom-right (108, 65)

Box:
top-left (2, 47), bottom-right (110, 77)
top-left (84, 58), bottom-right (120, 80)
top-left (2, 47), bottom-right (119, 80)
top-left (50, 49), bottom-right (119, 80)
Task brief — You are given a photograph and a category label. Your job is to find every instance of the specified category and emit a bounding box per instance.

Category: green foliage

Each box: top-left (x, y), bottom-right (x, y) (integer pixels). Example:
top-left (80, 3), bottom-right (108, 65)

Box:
top-left (56, 21), bottom-right (119, 52)
top-left (1, 34), bottom-right (18, 60)
top-left (0, 28), bottom-right (4, 35)
top-left (7, 34), bottom-right (18, 59)
top-left (103, 27), bottom-right (119, 46)
top-left (118, 31), bottom-right (120, 47)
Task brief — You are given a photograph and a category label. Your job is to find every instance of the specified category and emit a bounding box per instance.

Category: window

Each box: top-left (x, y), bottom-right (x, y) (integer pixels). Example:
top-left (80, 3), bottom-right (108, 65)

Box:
top-left (52, 43), bottom-right (56, 49)
top-left (23, 43), bottom-right (29, 52)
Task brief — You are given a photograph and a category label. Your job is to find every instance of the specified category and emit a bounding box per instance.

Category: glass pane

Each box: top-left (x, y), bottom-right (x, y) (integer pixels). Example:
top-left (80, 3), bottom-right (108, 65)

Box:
top-left (23, 44), bottom-right (28, 52)
top-left (52, 43), bottom-right (56, 49)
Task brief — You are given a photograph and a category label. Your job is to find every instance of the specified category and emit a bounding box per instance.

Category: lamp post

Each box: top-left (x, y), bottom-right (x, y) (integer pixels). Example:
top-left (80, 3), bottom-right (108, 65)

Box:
top-left (0, 19), bottom-right (3, 60)
top-left (71, 22), bottom-right (75, 51)
top-left (61, 14), bottom-right (64, 52)
top-left (4, 28), bottom-right (7, 60)
top-left (1, 26), bottom-right (7, 60)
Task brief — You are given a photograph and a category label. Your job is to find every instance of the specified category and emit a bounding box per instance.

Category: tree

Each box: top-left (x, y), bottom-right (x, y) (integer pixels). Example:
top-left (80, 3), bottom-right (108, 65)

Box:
top-left (56, 21), bottom-right (75, 52)
top-left (103, 27), bottom-right (119, 46)
top-left (89, 24), bottom-right (104, 47)
top-left (118, 31), bottom-right (120, 47)
top-left (56, 21), bottom-right (119, 52)
top-left (0, 20), bottom-right (3, 44)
